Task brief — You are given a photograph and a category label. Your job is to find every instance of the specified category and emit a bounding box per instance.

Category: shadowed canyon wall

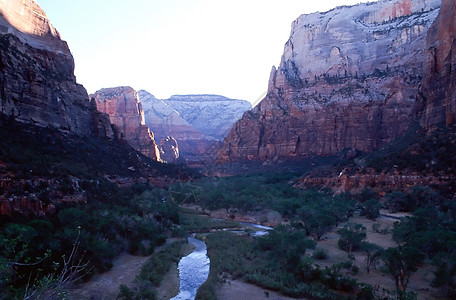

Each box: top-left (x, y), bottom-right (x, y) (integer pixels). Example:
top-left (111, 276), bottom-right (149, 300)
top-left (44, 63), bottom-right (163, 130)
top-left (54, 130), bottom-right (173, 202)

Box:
top-left (0, 0), bottom-right (112, 137)
top-left (419, 0), bottom-right (456, 127)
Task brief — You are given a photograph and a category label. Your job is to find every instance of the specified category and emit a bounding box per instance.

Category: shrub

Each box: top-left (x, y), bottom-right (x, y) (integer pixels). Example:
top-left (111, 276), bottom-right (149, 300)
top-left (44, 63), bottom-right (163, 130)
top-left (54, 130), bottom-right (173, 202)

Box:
top-left (313, 248), bottom-right (328, 260)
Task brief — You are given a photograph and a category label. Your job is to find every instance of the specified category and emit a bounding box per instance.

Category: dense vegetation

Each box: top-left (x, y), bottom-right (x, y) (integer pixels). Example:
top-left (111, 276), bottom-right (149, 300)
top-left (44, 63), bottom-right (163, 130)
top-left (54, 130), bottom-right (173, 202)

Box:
top-left (0, 118), bottom-right (195, 299)
top-left (0, 186), bottom-right (182, 299)
top-left (170, 171), bottom-right (455, 299)
top-left (170, 173), bottom-right (355, 228)
top-left (1, 117), bottom-right (455, 299)
top-left (197, 229), bottom-right (356, 300)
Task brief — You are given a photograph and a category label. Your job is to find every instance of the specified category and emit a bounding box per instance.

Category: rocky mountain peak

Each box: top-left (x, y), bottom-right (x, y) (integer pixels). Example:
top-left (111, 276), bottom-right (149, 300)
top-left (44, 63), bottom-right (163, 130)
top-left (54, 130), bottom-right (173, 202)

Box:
top-left (0, 0), bottom-right (69, 53)
top-left (91, 87), bottom-right (161, 161)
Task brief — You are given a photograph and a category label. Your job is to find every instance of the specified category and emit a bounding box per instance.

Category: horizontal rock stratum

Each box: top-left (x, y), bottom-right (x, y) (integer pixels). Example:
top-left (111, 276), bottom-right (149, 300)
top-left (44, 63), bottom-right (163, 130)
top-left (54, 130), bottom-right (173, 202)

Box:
top-left (217, 0), bottom-right (441, 163)
top-left (0, 0), bottom-right (111, 136)
top-left (91, 87), bottom-right (161, 161)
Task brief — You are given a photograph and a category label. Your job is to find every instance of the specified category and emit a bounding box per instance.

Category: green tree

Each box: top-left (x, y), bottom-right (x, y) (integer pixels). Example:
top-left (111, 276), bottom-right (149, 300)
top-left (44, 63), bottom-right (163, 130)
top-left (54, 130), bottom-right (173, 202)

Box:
top-left (360, 198), bottom-right (381, 220)
top-left (382, 246), bottom-right (424, 291)
top-left (258, 225), bottom-right (316, 269)
top-left (337, 223), bottom-right (366, 253)
top-left (431, 252), bottom-right (456, 298)
top-left (360, 242), bottom-right (383, 273)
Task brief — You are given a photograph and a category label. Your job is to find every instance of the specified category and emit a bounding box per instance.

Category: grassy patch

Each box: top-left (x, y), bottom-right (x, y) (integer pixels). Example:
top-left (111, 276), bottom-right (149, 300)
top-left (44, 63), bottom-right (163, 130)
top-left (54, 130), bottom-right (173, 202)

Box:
top-left (198, 230), bottom-right (355, 300)
top-left (117, 241), bottom-right (186, 300)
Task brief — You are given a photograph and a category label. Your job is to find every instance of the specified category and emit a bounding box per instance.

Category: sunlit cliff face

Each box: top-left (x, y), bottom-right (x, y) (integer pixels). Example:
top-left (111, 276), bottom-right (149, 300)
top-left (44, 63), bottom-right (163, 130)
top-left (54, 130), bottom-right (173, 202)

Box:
top-left (0, 0), bottom-right (68, 53)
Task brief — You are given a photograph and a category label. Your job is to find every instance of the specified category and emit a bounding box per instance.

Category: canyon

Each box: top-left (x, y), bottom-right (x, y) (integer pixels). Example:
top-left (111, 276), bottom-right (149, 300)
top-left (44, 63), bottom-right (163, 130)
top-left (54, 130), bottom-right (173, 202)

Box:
top-left (138, 90), bottom-right (216, 164)
top-left (217, 0), bottom-right (443, 163)
top-left (1, 0), bottom-right (456, 299)
top-left (139, 90), bottom-right (251, 164)
top-left (0, 0), bottom-right (194, 218)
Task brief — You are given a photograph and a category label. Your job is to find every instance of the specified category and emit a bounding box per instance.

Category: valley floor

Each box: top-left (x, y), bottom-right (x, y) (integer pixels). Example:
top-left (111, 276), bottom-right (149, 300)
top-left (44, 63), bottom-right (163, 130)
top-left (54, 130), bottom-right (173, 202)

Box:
top-left (68, 208), bottom-right (441, 300)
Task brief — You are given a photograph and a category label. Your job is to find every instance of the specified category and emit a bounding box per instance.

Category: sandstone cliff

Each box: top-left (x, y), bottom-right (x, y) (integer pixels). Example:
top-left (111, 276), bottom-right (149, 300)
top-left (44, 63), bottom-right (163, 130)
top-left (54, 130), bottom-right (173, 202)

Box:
top-left (139, 90), bottom-right (249, 165)
top-left (138, 90), bottom-right (215, 161)
top-left (419, 0), bottom-right (456, 127)
top-left (164, 94), bottom-right (252, 140)
top-left (0, 0), bottom-right (112, 137)
top-left (92, 87), bottom-right (161, 161)
top-left (218, 0), bottom-right (440, 163)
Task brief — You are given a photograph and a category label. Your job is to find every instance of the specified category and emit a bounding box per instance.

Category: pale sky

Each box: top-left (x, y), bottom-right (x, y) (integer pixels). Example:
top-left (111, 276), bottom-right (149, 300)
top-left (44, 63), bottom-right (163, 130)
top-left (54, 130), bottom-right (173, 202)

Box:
top-left (37, 0), bottom-right (376, 104)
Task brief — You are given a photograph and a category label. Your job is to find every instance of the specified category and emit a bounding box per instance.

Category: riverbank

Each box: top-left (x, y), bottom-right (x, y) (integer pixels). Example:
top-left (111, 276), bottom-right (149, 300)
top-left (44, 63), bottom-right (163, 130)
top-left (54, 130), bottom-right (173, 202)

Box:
top-left (68, 238), bottom-right (183, 300)
top-left (156, 242), bottom-right (195, 299)
top-left (217, 279), bottom-right (309, 300)
top-left (68, 253), bottom-right (151, 300)
top-left (181, 204), bottom-right (284, 227)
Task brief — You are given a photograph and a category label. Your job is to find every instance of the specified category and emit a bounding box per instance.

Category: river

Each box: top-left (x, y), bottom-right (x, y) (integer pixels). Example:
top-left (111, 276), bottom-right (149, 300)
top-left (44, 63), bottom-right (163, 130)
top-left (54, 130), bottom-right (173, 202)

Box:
top-left (171, 236), bottom-right (210, 300)
top-left (171, 222), bottom-right (272, 299)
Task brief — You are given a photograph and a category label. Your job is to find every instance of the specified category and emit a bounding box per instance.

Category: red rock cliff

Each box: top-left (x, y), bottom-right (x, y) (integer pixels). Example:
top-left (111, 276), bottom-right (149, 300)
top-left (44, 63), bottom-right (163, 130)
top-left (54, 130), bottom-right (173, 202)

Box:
top-left (217, 0), bottom-right (441, 163)
top-left (419, 0), bottom-right (456, 127)
top-left (92, 87), bottom-right (161, 161)
top-left (0, 0), bottom-right (112, 137)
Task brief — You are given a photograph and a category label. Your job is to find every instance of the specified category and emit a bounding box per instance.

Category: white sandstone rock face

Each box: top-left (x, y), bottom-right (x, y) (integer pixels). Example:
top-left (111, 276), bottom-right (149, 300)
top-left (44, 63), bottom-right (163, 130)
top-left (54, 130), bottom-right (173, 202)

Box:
top-left (276, 0), bottom-right (440, 87)
top-left (0, 0), bottom-right (69, 53)
top-left (164, 95), bottom-right (252, 140)
top-left (138, 90), bottom-right (213, 142)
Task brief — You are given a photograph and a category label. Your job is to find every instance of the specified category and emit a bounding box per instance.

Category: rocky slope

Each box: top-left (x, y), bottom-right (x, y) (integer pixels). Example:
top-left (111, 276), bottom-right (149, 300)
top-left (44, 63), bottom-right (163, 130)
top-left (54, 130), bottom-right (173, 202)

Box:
top-left (91, 87), bottom-right (162, 161)
top-left (164, 94), bottom-right (251, 140)
top-left (217, 0), bottom-right (441, 163)
top-left (419, 0), bottom-right (456, 127)
top-left (0, 0), bottom-right (112, 137)
top-left (138, 90), bottom-right (216, 162)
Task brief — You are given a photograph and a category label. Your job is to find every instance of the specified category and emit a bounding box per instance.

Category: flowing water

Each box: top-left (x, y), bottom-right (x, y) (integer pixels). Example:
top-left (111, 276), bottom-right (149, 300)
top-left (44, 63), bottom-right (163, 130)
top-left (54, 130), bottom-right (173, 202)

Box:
top-left (240, 222), bottom-right (273, 236)
top-left (170, 236), bottom-right (210, 300)
top-left (171, 222), bottom-right (272, 299)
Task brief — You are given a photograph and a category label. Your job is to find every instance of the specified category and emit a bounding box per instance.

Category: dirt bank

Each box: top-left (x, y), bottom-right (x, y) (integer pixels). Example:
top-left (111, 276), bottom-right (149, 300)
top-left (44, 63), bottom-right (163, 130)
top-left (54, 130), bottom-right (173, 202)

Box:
top-left (68, 239), bottom-right (183, 300)
top-left (68, 253), bottom-right (151, 300)
top-left (217, 279), bottom-right (309, 300)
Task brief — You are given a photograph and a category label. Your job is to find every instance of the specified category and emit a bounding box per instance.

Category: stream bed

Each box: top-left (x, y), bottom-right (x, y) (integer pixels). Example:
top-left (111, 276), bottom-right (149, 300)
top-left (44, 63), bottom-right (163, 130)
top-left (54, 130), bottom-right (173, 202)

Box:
top-left (171, 236), bottom-right (210, 300)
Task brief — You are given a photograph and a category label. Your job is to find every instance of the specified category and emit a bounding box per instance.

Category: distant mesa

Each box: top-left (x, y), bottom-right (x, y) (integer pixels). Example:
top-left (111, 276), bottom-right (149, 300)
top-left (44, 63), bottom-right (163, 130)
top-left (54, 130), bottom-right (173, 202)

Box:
top-left (164, 94), bottom-right (252, 140)
top-left (138, 90), bottom-right (251, 165)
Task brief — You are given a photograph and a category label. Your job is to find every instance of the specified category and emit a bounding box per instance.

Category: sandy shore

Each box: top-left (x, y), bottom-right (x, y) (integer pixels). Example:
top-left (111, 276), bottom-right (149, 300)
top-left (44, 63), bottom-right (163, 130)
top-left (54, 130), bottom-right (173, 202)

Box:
top-left (217, 279), bottom-right (309, 300)
top-left (68, 253), bottom-right (151, 300)
top-left (155, 242), bottom-right (194, 299)
top-left (68, 238), bottom-right (184, 300)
